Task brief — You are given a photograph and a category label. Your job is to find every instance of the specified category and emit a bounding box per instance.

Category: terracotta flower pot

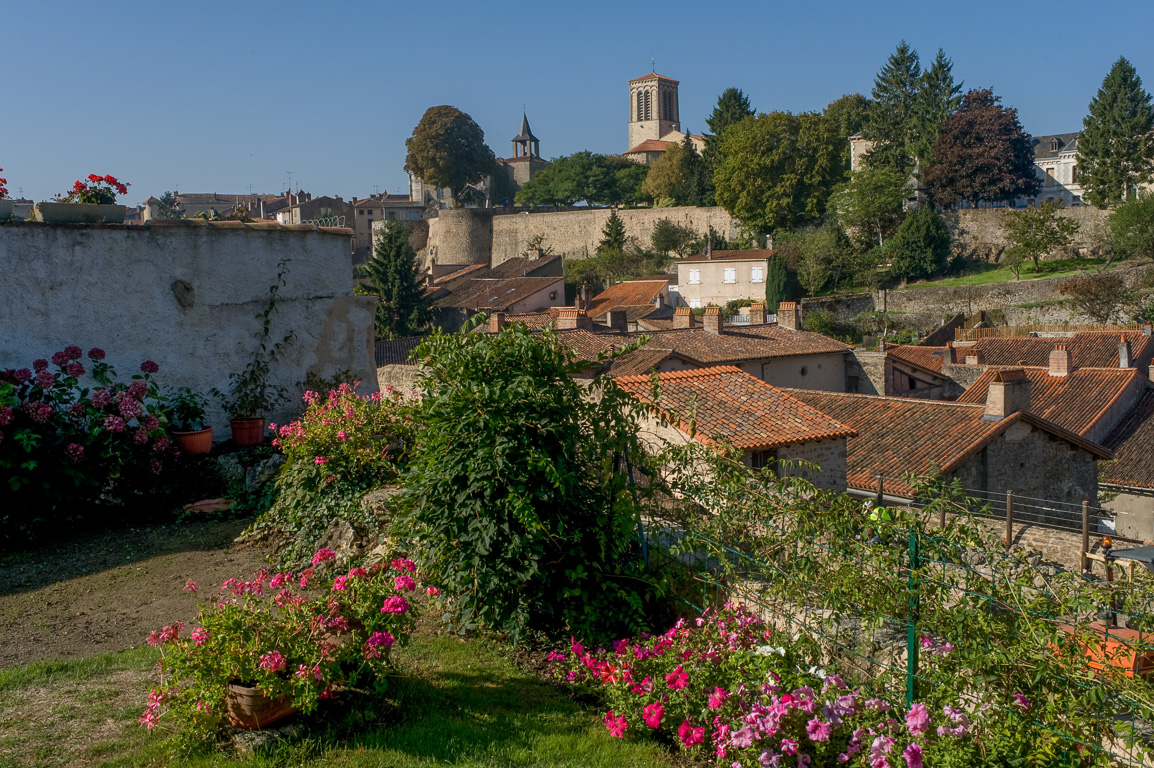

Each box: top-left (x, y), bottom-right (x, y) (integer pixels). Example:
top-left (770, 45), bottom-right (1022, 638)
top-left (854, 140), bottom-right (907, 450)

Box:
top-left (225, 683), bottom-right (298, 729)
top-left (172, 426), bottom-right (214, 456)
top-left (34, 202), bottom-right (127, 224)
top-left (230, 418), bottom-right (266, 447)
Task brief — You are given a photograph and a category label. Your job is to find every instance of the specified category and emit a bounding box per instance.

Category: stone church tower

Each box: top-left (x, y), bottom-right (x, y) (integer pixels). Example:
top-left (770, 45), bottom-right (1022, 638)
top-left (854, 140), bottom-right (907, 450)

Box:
top-left (628, 72), bottom-right (680, 149)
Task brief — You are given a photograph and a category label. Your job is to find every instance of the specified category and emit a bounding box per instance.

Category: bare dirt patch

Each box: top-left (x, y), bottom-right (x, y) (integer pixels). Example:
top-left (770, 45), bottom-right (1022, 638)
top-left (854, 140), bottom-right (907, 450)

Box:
top-left (0, 517), bottom-right (271, 668)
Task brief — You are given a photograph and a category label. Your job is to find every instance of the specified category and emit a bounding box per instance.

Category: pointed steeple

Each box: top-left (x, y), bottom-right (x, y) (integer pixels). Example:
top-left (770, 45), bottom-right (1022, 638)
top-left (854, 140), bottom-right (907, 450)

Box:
top-left (512, 113), bottom-right (540, 158)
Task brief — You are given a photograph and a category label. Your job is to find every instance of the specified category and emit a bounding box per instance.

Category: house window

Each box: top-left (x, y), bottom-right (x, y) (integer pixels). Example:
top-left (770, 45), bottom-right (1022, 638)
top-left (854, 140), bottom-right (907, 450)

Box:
top-left (723, 268), bottom-right (736, 284)
top-left (689, 299), bottom-right (701, 309)
top-left (1072, 165), bottom-right (1079, 182)
top-left (750, 450), bottom-right (777, 474)
top-left (1045, 167), bottom-right (1056, 186)
top-left (846, 375), bottom-right (860, 393)
top-left (388, 211), bottom-right (396, 219)
top-left (688, 269), bottom-right (701, 285)
top-left (1072, 195), bottom-right (1082, 206)
top-left (751, 266), bottom-right (764, 283)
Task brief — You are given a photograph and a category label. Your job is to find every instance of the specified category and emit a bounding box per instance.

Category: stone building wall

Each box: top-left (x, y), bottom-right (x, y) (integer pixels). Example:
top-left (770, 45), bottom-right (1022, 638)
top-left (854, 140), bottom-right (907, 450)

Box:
top-left (375, 364), bottom-right (425, 396)
top-left (945, 206), bottom-right (1110, 261)
top-left (0, 220), bottom-right (377, 435)
top-left (777, 438), bottom-right (848, 493)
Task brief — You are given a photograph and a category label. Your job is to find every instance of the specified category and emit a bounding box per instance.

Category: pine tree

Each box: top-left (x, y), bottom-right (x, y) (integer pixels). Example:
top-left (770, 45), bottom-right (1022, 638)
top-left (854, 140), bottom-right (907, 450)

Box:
top-left (1078, 57), bottom-right (1154, 207)
top-left (357, 221), bottom-right (433, 339)
top-left (764, 254), bottom-right (790, 313)
top-left (864, 41), bottom-right (922, 172)
top-left (703, 88), bottom-right (755, 171)
top-left (673, 132), bottom-right (708, 206)
top-left (598, 208), bottom-right (627, 254)
top-left (912, 49), bottom-right (963, 165)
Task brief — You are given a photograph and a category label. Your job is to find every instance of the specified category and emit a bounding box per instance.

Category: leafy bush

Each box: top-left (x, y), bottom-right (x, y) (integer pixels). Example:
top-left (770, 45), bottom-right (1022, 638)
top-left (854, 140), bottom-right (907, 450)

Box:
top-left (143, 552), bottom-right (421, 749)
top-left (1109, 190), bottom-right (1154, 261)
top-left (886, 205), bottom-right (950, 281)
top-left (250, 384), bottom-right (416, 566)
top-left (395, 319), bottom-right (662, 643)
top-left (0, 347), bottom-right (181, 544)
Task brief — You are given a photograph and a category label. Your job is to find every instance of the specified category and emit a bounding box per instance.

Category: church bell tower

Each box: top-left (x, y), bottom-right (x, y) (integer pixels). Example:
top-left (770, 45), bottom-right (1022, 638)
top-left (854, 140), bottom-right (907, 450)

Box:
top-left (628, 72), bottom-right (680, 149)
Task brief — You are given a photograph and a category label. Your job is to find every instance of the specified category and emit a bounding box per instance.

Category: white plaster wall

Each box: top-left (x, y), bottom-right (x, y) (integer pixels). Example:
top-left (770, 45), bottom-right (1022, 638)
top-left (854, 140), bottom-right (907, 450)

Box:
top-left (738, 353), bottom-right (847, 392)
top-left (0, 221), bottom-right (377, 436)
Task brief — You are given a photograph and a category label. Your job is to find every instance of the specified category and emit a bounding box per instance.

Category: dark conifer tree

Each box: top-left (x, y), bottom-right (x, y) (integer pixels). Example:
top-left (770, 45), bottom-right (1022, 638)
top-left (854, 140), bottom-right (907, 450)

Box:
top-left (1078, 57), bottom-right (1154, 207)
top-left (357, 221), bottom-right (433, 339)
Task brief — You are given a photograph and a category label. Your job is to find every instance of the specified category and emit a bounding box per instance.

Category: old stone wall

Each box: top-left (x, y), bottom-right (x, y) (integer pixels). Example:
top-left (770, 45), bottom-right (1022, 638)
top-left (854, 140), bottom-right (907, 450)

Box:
top-left (423, 208), bottom-right (493, 267)
top-left (375, 364), bottom-right (425, 396)
top-left (847, 350), bottom-right (887, 396)
top-left (945, 206), bottom-right (1110, 261)
top-left (0, 220), bottom-right (377, 435)
top-left (779, 438), bottom-right (848, 493)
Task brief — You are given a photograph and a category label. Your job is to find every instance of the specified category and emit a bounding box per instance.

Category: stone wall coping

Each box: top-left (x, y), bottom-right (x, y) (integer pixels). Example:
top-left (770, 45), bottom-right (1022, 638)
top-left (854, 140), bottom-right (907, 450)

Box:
top-left (0, 219), bottom-right (354, 237)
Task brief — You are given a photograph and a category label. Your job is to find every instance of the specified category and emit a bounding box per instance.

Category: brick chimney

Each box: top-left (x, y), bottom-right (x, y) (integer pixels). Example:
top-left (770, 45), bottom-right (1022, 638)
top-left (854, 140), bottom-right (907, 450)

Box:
top-left (984, 368), bottom-right (1032, 420)
top-left (749, 302), bottom-right (766, 325)
top-left (489, 312), bottom-right (506, 333)
top-left (607, 309), bottom-right (628, 332)
top-left (578, 284), bottom-right (592, 311)
top-left (702, 306), bottom-right (725, 335)
top-left (1049, 345), bottom-right (1071, 376)
top-left (943, 342), bottom-right (957, 364)
top-left (527, 247), bottom-right (542, 261)
top-left (673, 307), bottom-right (696, 329)
top-left (556, 308), bottom-right (592, 330)
top-left (778, 301), bottom-right (801, 331)
top-left (654, 293), bottom-right (665, 310)
top-left (1119, 335), bottom-right (1133, 368)
top-left (965, 349), bottom-right (984, 365)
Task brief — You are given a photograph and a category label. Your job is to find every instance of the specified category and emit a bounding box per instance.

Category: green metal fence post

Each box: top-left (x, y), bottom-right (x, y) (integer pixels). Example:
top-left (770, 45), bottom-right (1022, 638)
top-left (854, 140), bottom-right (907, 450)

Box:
top-left (906, 529), bottom-right (920, 708)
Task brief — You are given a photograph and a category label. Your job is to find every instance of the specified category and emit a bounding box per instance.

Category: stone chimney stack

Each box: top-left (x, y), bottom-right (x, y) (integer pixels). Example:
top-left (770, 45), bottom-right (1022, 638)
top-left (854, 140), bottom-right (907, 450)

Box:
top-left (489, 312), bottom-right (506, 333)
top-left (965, 349), bottom-right (984, 365)
top-left (702, 306), bottom-right (725, 335)
top-left (607, 309), bottom-right (628, 333)
top-left (943, 341), bottom-right (957, 365)
top-left (1049, 345), bottom-right (1071, 376)
top-left (654, 293), bottom-right (665, 310)
top-left (749, 302), bottom-right (766, 325)
top-left (1119, 336), bottom-right (1133, 368)
top-left (673, 307), bottom-right (696, 329)
top-left (984, 368), bottom-right (1032, 420)
top-left (579, 284), bottom-right (592, 311)
top-left (778, 301), bottom-right (801, 331)
top-left (527, 247), bottom-right (542, 261)
top-left (556, 308), bottom-right (592, 330)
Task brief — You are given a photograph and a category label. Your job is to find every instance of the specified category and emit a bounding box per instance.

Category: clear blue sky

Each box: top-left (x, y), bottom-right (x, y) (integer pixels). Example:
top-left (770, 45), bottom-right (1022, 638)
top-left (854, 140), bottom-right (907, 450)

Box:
top-left (4, 0), bottom-right (1152, 204)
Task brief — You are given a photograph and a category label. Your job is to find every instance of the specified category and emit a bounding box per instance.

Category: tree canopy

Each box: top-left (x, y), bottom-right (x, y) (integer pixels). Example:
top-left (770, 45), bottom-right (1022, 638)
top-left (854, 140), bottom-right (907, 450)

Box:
top-left (1078, 57), bottom-right (1154, 207)
top-left (823, 93), bottom-right (871, 176)
top-left (922, 88), bottom-right (1041, 208)
top-left (355, 221), bottom-right (433, 339)
top-left (713, 111), bottom-right (842, 231)
top-left (886, 205), bottom-right (950, 281)
top-left (831, 165), bottom-right (908, 247)
top-left (651, 218), bottom-right (699, 258)
top-left (1108, 191), bottom-right (1154, 261)
top-left (404, 106), bottom-right (496, 206)
top-left (515, 152), bottom-right (647, 208)
top-left (157, 191), bottom-right (182, 220)
top-left (640, 143), bottom-right (685, 202)
top-left (703, 88), bottom-right (756, 175)
top-left (912, 49), bottom-right (964, 165)
top-left (1001, 200), bottom-right (1079, 278)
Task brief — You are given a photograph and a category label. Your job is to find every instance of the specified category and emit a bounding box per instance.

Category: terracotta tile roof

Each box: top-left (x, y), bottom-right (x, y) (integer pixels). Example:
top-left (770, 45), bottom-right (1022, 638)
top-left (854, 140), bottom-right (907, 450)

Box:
top-left (782, 389), bottom-right (1110, 497)
top-left (587, 280), bottom-right (668, 317)
top-left (502, 307), bottom-right (564, 330)
top-left (624, 139), bottom-right (677, 155)
top-left (555, 329), bottom-right (632, 362)
top-left (637, 316), bottom-right (674, 331)
top-left (1102, 392), bottom-right (1154, 489)
top-left (606, 346), bottom-right (703, 377)
top-left (888, 345), bottom-right (948, 374)
top-left (374, 336), bottom-right (426, 367)
top-left (628, 324), bottom-right (850, 364)
top-left (436, 276), bottom-right (562, 311)
top-left (616, 367), bottom-right (855, 451)
top-left (957, 331), bottom-right (1154, 369)
top-left (956, 366), bottom-right (1144, 437)
top-left (679, 249), bottom-right (776, 264)
top-left (629, 72), bottom-right (679, 84)
top-left (486, 253), bottom-right (563, 279)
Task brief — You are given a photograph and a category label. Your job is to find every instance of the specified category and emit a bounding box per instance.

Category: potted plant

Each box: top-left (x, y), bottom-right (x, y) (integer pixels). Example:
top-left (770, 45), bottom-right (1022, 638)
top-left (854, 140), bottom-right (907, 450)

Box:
top-left (141, 552), bottom-right (419, 740)
top-left (36, 173), bottom-right (130, 224)
top-left (166, 387), bottom-right (213, 455)
top-left (0, 168), bottom-right (11, 221)
top-left (211, 259), bottom-right (295, 447)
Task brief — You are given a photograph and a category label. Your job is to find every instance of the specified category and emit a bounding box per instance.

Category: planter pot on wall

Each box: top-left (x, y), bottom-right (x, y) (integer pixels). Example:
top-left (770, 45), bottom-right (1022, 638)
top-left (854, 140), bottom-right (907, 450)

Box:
top-left (0, 200), bottom-right (13, 221)
top-left (229, 418), bottom-right (266, 447)
top-left (34, 202), bottom-right (126, 224)
top-left (225, 683), bottom-right (298, 729)
top-left (172, 427), bottom-right (214, 456)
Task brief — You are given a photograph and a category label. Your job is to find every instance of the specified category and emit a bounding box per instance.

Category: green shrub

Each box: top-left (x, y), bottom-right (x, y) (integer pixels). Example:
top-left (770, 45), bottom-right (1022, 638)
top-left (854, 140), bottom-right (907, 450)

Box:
top-left (395, 319), bottom-right (662, 643)
top-left (887, 205), bottom-right (950, 280)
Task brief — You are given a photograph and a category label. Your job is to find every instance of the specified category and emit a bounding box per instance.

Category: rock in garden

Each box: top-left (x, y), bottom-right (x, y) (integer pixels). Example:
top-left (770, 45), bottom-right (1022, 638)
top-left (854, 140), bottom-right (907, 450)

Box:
top-left (316, 518), bottom-right (362, 564)
top-left (228, 721), bottom-right (306, 756)
top-left (361, 485), bottom-right (402, 521)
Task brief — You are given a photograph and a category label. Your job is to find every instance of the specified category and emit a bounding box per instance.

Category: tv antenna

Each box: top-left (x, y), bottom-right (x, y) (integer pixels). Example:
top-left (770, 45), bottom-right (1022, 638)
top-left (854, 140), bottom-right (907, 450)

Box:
top-left (373, 184), bottom-right (380, 195)
top-left (247, 183), bottom-right (254, 195)
top-left (286, 171), bottom-right (294, 193)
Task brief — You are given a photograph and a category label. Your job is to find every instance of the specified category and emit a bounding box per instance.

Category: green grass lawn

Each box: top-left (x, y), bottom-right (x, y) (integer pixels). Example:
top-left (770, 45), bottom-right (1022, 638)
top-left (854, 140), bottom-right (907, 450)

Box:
top-left (901, 257), bottom-right (1106, 289)
top-left (0, 628), bottom-right (675, 768)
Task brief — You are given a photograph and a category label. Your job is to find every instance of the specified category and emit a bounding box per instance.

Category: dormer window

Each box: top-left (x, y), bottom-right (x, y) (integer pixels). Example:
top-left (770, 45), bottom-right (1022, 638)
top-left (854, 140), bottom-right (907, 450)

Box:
top-left (1050, 138), bottom-right (1060, 152)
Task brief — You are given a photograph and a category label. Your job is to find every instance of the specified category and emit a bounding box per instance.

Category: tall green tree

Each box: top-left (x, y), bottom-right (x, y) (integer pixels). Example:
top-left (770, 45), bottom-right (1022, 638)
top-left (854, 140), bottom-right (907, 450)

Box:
top-left (922, 88), bottom-right (1041, 209)
top-left (640, 143), bottom-right (685, 202)
top-left (1001, 200), bottom-right (1080, 278)
top-left (714, 111), bottom-right (842, 231)
top-left (831, 166), bottom-right (908, 247)
top-left (356, 221), bottom-right (433, 339)
top-left (912, 49), bottom-right (964, 165)
top-left (703, 88), bottom-right (756, 175)
top-left (598, 208), bottom-right (627, 254)
top-left (673, 132), bottom-right (708, 206)
top-left (863, 41), bottom-right (922, 172)
top-left (651, 218), bottom-right (698, 258)
top-left (1108, 191), bottom-right (1154, 261)
top-left (404, 106), bottom-right (497, 207)
top-left (886, 205), bottom-right (951, 281)
top-left (1078, 57), bottom-right (1154, 207)
top-left (157, 191), bottom-right (183, 219)
top-left (823, 93), bottom-right (872, 177)
top-left (764, 255), bottom-right (790, 313)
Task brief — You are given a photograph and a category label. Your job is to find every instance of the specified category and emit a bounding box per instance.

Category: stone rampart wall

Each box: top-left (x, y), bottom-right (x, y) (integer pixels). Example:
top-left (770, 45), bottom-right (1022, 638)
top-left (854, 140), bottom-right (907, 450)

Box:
top-left (945, 206), bottom-right (1110, 261)
top-left (0, 220), bottom-right (377, 435)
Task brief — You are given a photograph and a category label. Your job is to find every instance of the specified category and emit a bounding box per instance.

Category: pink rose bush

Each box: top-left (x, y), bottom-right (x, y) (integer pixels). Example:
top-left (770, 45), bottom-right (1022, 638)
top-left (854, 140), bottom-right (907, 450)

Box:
top-left (142, 550), bottom-right (419, 745)
top-left (553, 604), bottom-right (1014, 767)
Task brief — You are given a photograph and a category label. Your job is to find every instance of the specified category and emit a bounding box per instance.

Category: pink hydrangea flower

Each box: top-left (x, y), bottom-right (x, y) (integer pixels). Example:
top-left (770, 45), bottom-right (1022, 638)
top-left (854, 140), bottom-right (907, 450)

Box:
top-left (65, 443), bottom-right (85, 463)
top-left (0, 406), bottom-right (12, 426)
top-left (642, 701), bottom-right (663, 728)
top-left (65, 362), bottom-right (85, 377)
top-left (12, 368), bottom-right (32, 384)
top-left (127, 380), bottom-right (148, 399)
top-left (87, 348), bottom-right (105, 361)
top-left (103, 415), bottom-right (127, 433)
top-left (33, 358), bottom-right (49, 372)
top-left (35, 370), bottom-right (55, 389)
top-left (91, 389), bottom-right (111, 408)
top-left (140, 360), bottom-right (159, 373)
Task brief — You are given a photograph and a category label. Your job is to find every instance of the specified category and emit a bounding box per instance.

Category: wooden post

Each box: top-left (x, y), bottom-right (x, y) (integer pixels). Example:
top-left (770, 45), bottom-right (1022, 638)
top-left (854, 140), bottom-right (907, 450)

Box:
top-left (1005, 490), bottom-right (1014, 548)
top-left (1081, 500), bottom-right (1090, 573)
top-left (876, 476), bottom-right (884, 505)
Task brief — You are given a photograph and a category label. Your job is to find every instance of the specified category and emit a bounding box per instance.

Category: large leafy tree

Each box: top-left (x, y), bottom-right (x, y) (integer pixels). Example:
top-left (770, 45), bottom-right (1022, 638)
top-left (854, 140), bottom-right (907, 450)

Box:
top-left (823, 93), bottom-right (871, 176)
top-left (922, 88), bottom-right (1041, 209)
top-left (396, 321), bottom-right (659, 641)
top-left (703, 88), bottom-right (756, 177)
top-left (863, 41), bottom-right (922, 172)
top-left (651, 218), bottom-right (699, 258)
top-left (1109, 191), bottom-right (1154, 261)
top-left (517, 152), bottom-right (650, 208)
top-left (356, 221), bottom-right (433, 339)
top-left (831, 166), bottom-right (908, 247)
top-left (714, 111), bottom-right (842, 231)
top-left (1001, 200), bottom-right (1080, 278)
top-left (404, 106), bottom-right (496, 207)
top-left (912, 49), bottom-right (964, 165)
top-left (1078, 57), bottom-right (1154, 207)
top-left (640, 142), bottom-right (685, 202)
top-left (886, 205), bottom-right (950, 281)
